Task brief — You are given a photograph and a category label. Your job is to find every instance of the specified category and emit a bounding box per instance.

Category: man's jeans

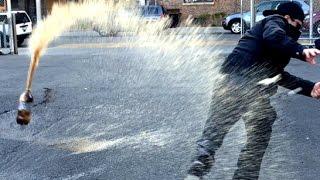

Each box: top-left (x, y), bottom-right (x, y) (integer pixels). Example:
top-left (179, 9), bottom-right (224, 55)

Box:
top-left (188, 74), bottom-right (277, 180)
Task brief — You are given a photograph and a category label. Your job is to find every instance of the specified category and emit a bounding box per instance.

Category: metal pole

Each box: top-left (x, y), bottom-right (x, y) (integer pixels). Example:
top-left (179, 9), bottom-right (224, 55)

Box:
top-left (2, 22), bottom-right (7, 48)
top-left (309, 0), bottom-right (313, 45)
top-left (12, 13), bottom-right (18, 54)
top-left (0, 22), bottom-right (3, 48)
top-left (250, 0), bottom-right (255, 28)
top-left (36, 0), bottom-right (42, 23)
top-left (240, 0), bottom-right (243, 37)
top-left (6, 0), bottom-right (14, 54)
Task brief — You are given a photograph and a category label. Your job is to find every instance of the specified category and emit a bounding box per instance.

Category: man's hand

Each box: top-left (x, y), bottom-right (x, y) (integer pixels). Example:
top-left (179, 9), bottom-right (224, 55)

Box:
top-left (303, 48), bottom-right (320, 64)
top-left (311, 82), bottom-right (320, 99)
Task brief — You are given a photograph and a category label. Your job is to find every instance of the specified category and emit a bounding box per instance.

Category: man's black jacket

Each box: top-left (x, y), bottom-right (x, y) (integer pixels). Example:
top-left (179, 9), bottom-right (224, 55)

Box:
top-left (221, 15), bottom-right (315, 97)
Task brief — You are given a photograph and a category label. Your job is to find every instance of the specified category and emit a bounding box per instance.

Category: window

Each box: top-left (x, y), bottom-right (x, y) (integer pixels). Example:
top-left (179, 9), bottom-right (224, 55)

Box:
top-left (15, 13), bottom-right (30, 24)
top-left (142, 7), bottom-right (159, 15)
top-left (0, 15), bottom-right (7, 23)
top-left (183, 0), bottom-right (214, 4)
top-left (256, 2), bottom-right (273, 12)
top-left (140, 6), bottom-right (165, 16)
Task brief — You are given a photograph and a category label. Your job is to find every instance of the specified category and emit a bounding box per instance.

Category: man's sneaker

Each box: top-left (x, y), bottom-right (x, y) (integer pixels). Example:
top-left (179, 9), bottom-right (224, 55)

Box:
top-left (184, 174), bottom-right (202, 180)
top-left (187, 154), bottom-right (214, 177)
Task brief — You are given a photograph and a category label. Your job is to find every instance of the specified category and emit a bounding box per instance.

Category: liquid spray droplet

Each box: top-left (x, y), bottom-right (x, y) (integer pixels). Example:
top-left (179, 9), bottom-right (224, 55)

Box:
top-left (257, 74), bottom-right (282, 86)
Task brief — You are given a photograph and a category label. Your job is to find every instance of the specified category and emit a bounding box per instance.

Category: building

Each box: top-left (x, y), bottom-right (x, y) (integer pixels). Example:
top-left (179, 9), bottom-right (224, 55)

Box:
top-left (155, 0), bottom-right (241, 26)
top-left (0, 0), bottom-right (6, 12)
top-left (158, 0), bottom-right (320, 26)
top-left (0, 0), bottom-right (79, 23)
top-left (0, 0), bottom-right (44, 22)
top-left (1, 0), bottom-right (319, 26)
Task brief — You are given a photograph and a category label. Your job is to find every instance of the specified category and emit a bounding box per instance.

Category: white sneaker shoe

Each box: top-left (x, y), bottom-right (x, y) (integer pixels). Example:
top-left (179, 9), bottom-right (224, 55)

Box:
top-left (184, 175), bottom-right (201, 180)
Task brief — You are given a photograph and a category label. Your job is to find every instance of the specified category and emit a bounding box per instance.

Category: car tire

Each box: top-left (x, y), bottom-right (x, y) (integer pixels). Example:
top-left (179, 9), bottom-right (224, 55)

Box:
top-left (230, 20), bottom-right (242, 34)
top-left (0, 32), bottom-right (4, 48)
top-left (313, 21), bottom-right (320, 37)
top-left (17, 38), bottom-right (25, 47)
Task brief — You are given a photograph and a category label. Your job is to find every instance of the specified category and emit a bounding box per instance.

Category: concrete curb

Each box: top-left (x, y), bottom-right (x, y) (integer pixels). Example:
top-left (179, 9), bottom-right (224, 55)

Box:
top-left (60, 30), bottom-right (101, 37)
top-left (60, 27), bottom-right (230, 37)
top-left (166, 26), bottom-right (228, 35)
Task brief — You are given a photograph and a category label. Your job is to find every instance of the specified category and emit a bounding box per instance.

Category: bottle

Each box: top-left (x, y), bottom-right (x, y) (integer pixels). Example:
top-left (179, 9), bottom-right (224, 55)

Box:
top-left (16, 90), bottom-right (33, 125)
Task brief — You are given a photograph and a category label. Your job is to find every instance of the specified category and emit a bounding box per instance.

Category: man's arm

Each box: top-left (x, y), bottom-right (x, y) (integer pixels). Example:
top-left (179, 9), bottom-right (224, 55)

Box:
top-left (262, 16), bottom-right (305, 60)
top-left (278, 71), bottom-right (315, 97)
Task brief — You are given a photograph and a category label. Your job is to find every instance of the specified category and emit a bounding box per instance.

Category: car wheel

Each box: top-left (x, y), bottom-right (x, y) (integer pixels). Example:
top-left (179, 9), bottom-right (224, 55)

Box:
top-left (17, 38), bottom-right (25, 47)
top-left (313, 21), bottom-right (320, 37)
top-left (230, 20), bottom-right (241, 34)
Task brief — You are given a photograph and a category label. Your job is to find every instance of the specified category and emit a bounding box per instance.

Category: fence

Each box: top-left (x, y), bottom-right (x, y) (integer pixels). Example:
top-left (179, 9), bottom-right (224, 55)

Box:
top-left (240, 0), bottom-right (319, 46)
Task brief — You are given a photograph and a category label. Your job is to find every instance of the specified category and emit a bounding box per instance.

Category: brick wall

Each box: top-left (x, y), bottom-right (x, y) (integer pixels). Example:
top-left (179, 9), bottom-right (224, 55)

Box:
top-left (160, 0), bottom-right (320, 22)
top-left (0, 0), bottom-right (5, 12)
top-left (160, 0), bottom-right (239, 20)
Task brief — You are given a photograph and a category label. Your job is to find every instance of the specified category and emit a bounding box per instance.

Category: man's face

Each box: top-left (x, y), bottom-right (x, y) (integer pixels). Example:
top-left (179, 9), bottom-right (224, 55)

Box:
top-left (285, 15), bottom-right (303, 29)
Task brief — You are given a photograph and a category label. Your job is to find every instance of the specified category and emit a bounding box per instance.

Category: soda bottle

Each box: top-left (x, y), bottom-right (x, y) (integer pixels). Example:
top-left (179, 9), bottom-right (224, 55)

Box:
top-left (16, 90), bottom-right (33, 125)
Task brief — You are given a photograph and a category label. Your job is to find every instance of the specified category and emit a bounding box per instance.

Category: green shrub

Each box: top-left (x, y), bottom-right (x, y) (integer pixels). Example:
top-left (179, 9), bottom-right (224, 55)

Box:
top-left (211, 12), bottom-right (227, 26)
top-left (193, 13), bottom-right (211, 26)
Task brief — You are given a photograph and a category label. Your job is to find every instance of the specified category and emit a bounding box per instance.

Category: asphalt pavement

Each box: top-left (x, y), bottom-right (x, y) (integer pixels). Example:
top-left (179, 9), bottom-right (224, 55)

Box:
top-left (1, 31), bottom-right (320, 180)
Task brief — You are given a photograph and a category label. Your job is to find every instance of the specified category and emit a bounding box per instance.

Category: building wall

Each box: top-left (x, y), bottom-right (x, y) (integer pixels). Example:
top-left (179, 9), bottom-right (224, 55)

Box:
top-left (1, 0), bottom-right (319, 23)
top-left (160, 0), bottom-right (320, 22)
top-left (0, 0), bottom-right (6, 12)
top-left (159, 0), bottom-right (240, 21)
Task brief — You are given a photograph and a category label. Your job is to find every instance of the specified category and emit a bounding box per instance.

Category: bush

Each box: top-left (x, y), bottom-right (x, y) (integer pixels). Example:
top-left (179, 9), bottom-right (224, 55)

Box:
top-left (211, 12), bottom-right (226, 26)
top-left (192, 12), bottom-right (227, 27)
top-left (193, 14), bottom-right (211, 26)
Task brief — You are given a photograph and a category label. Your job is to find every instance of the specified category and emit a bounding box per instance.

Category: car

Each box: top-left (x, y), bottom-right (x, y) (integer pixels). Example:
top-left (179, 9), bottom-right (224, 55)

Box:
top-left (0, 11), bottom-right (33, 47)
top-left (304, 11), bottom-right (320, 36)
top-left (94, 6), bottom-right (168, 36)
top-left (140, 5), bottom-right (167, 22)
top-left (222, 0), bottom-right (309, 34)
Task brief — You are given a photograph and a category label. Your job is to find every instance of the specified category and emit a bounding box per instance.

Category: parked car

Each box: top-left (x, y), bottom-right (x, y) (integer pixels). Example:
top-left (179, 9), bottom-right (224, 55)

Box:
top-left (304, 11), bottom-right (320, 36)
top-left (140, 5), bottom-right (167, 22)
top-left (0, 11), bottom-right (33, 46)
top-left (222, 0), bottom-right (309, 34)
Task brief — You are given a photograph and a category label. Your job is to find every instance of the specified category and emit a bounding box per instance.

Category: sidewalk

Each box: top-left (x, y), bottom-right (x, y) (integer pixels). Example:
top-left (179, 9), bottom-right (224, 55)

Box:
top-left (166, 26), bottom-right (228, 35)
top-left (1, 27), bottom-right (233, 56)
top-left (60, 30), bottom-right (101, 37)
top-left (60, 26), bottom-right (229, 37)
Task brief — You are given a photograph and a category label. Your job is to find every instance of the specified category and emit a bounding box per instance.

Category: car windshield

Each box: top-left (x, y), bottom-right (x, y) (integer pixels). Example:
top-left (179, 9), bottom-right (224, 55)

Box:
top-left (256, 2), bottom-right (273, 12)
top-left (250, 0), bottom-right (309, 14)
top-left (297, 1), bottom-right (310, 13)
top-left (141, 6), bottom-right (162, 16)
top-left (15, 13), bottom-right (30, 24)
top-left (0, 15), bottom-right (7, 23)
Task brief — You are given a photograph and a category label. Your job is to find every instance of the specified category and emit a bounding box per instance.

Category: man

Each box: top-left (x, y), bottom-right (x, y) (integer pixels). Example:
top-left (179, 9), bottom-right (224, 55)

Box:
top-left (185, 2), bottom-right (320, 180)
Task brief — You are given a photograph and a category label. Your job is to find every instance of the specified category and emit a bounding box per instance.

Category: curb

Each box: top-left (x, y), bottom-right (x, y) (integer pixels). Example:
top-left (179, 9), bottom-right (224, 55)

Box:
top-left (166, 27), bottom-right (228, 35)
top-left (60, 27), bottom-right (230, 37)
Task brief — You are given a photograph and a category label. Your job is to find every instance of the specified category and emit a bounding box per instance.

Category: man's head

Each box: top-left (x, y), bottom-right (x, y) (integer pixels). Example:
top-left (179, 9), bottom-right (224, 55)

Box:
top-left (263, 2), bottom-right (305, 29)
top-left (284, 14), bottom-right (303, 30)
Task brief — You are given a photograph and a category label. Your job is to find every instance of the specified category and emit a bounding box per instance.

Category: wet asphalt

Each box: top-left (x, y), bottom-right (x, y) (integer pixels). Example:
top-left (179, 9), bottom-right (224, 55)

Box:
top-left (1, 32), bottom-right (320, 180)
